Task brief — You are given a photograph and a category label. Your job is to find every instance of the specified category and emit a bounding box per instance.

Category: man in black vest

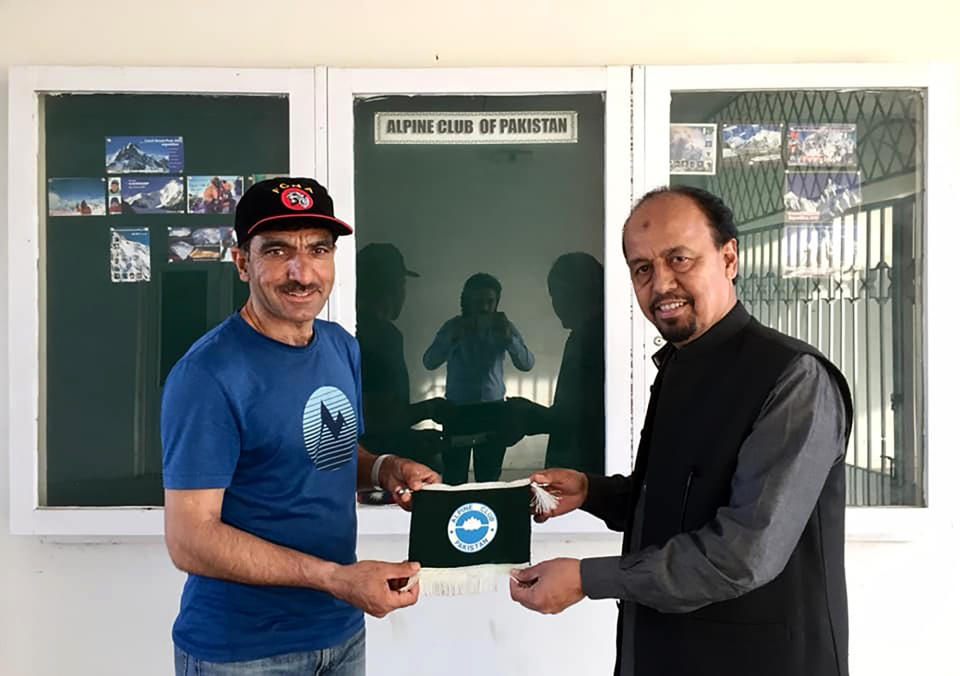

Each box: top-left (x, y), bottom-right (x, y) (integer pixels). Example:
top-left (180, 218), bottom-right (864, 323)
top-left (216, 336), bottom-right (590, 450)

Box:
top-left (510, 186), bottom-right (852, 676)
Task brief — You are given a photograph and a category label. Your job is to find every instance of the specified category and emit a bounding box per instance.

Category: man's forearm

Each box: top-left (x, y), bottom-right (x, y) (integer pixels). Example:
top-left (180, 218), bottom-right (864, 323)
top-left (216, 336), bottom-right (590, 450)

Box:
top-left (165, 514), bottom-right (341, 593)
top-left (507, 331), bottom-right (535, 371)
top-left (422, 329), bottom-right (454, 370)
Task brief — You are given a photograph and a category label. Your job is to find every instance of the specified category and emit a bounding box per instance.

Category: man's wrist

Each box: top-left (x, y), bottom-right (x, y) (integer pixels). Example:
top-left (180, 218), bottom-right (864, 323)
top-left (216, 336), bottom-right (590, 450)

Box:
top-left (579, 556), bottom-right (622, 600)
top-left (370, 453), bottom-right (395, 489)
top-left (313, 559), bottom-right (346, 596)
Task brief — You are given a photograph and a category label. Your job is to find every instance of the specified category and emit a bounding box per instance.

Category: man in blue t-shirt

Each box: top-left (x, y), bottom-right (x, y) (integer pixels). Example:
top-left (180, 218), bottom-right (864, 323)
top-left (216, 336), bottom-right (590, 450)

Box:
top-left (162, 177), bottom-right (439, 676)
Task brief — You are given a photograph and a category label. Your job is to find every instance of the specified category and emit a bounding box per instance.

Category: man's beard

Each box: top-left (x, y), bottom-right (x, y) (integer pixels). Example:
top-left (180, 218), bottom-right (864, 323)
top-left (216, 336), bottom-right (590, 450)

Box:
top-left (650, 293), bottom-right (697, 344)
top-left (656, 315), bottom-right (698, 344)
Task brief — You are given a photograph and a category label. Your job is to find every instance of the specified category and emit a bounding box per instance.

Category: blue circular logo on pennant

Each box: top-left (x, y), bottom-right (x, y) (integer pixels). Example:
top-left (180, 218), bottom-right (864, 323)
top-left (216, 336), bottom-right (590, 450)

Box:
top-left (448, 502), bottom-right (498, 553)
top-left (302, 386), bottom-right (356, 471)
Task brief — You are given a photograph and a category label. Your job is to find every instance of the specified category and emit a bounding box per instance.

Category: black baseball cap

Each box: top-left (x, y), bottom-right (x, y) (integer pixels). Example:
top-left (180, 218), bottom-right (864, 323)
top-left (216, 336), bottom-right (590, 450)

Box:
top-left (234, 177), bottom-right (353, 246)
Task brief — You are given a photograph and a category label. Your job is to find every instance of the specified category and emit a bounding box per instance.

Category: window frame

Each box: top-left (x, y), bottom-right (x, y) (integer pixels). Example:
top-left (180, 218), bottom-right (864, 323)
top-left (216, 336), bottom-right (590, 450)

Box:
top-left (325, 66), bottom-right (635, 535)
top-left (9, 64), bottom-right (954, 540)
top-left (7, 66), bottom-right (317, 536)
top-left (640, 63), bottom-right (959, 542)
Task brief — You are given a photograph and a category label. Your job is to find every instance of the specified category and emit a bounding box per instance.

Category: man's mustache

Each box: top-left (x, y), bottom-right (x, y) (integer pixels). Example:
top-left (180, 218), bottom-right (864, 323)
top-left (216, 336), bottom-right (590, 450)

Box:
top-left (278, 283), bottom-right (321, 294)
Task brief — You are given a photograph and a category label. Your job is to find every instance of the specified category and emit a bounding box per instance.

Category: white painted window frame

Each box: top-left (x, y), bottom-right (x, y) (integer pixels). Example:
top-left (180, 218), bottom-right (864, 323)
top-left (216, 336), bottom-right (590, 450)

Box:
top-left (640, 64), bottom-right (959, 543)
top-left (6, 66), bottom-right (317, 536)
top-left (12, 65), bottom-right (952, 541)
top-left (324, 67), bottom-right (635, 535)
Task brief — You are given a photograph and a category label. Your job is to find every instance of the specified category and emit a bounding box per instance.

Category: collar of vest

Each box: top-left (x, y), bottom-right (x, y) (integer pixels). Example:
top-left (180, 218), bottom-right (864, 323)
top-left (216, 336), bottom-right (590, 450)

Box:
top-left (652, 301), bottom-right (750, 367)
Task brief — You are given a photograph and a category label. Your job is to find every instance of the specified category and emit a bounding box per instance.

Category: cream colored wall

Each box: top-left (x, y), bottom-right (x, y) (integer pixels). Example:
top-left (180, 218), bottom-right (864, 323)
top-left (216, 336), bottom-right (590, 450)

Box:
top-left (2, 1), bottom-right (959, 675)
top-left (3, 0), bottom-right (960, 66)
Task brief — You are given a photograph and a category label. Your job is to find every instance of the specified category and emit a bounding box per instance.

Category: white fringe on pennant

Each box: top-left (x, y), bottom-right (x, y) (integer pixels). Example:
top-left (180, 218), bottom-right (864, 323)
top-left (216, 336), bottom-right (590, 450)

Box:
top-left (418, 563), bottom-right (519, 596)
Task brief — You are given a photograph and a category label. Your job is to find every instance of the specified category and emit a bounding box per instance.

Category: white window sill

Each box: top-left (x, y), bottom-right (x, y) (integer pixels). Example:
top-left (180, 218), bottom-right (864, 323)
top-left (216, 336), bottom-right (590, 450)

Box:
top-left (14, 504), bottom-right (933, 544)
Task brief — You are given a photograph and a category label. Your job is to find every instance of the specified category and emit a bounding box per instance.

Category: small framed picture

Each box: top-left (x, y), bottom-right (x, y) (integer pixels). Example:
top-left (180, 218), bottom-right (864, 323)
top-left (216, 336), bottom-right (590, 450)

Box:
top-left (48, 178), bottom-right (106, 216)
top-left (187, 175), bottom-right (245, 214)
top-left (670, 123), bottom-right (717, 175)
top-left (786, 124), bottom-right (857, 167)
top-left (105, 135), bottom-right (184, 174)
top-left (721, 124), bottom-right (783, 165)
top-left (119, 176), bottom-right (185, 214)
top-left (109, 228), bottom-right (151, 283)
top-left (784, 171), bottom-right (861, 223)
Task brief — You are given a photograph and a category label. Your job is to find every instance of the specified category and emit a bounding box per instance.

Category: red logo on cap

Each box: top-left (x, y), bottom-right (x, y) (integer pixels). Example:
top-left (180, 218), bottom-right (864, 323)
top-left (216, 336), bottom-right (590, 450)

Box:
top-left (280, 187), bottom-right (314, 211)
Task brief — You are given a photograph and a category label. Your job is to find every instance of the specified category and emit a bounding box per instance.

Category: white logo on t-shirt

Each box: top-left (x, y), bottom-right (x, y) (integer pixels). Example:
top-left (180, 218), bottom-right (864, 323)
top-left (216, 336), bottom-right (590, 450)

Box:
top-left (302, 386), bottom-right (356, 471)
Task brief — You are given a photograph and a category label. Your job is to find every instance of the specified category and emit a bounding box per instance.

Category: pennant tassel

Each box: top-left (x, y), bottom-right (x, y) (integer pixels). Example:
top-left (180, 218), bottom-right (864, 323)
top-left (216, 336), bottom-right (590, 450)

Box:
top-left (530, 482), bottom-right (559, 515)
top-left (417, 563), bottom-right (517, 596)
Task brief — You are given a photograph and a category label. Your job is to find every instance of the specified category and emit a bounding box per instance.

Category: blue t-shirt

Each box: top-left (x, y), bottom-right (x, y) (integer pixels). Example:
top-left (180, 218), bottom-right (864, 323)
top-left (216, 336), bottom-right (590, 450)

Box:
top-left (161, 313), bottom-right (364, 662)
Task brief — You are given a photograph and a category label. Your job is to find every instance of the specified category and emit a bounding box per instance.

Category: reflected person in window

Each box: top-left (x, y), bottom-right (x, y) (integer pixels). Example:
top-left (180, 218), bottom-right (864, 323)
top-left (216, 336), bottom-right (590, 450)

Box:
top-left (510, 186), bottom-right (852, 676)
top-left (503, 253), bottom-right (605, 475)
top-left (423, 273), bottom-right (535, 483)
top-left (356, 243), bottom-right (451, 483)
top-left (161, 178), bottom-right (438, 676)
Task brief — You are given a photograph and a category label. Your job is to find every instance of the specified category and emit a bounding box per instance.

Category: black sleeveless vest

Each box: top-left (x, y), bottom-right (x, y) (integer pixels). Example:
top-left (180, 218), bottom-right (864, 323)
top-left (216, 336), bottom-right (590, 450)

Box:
top-left (618, 303), bottom-right (852, 676)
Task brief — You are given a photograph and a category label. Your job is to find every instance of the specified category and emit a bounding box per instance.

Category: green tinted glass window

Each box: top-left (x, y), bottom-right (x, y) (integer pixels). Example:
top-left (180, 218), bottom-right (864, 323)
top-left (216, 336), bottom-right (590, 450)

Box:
top-left (669, 89), bottom-right (925, 506)
top-left (41, 93), bottom-right (289, 506)
top-left (353, 94), bottom-right (606, 488)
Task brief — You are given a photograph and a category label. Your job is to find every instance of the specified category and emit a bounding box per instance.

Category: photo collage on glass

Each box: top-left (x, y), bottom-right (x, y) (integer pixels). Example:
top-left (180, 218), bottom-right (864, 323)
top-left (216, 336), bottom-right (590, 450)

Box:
top-left (670, 121), bottom-right (861, 278)
top-left (48, 134), bottom-right (282, 281)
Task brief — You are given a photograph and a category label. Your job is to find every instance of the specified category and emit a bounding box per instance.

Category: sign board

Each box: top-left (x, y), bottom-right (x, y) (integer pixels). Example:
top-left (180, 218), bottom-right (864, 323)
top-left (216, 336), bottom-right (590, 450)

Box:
top-left (374, 111), bottom-right (578, 145)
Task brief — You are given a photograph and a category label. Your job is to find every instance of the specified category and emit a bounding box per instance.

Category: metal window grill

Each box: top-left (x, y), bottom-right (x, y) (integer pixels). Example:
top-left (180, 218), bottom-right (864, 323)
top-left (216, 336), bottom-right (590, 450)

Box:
top-left (701, 90), bottom-right (925, 506)
top-left (704, 90), bottom-right (922, 224)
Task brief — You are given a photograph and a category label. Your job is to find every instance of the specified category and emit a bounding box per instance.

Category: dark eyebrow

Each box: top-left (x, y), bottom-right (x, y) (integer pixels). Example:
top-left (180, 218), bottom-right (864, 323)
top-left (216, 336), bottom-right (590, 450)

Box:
top-left (257, 238), bottom-right (294, 251)
top-left (257, 236), bottom-right (335, 251)
top-left (627, 246), bottom-right (695, 268)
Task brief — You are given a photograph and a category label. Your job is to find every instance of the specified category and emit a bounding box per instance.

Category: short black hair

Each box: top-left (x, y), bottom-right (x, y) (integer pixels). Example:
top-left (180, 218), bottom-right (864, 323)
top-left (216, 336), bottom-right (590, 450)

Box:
top-left (629, 185), bottom-right (738, 249)
top-left (460, 273), bottom-right (502, 313)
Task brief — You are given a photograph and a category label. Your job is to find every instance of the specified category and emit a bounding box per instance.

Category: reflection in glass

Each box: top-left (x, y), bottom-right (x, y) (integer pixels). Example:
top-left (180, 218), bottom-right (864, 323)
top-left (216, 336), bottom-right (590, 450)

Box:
top-left (356, 243), bottom-right (447, 481)
top-left (422, 273), bottom-right (535, 483)
top-left (504, 253), bottom-right (605, 474)
top-left (354, 93), bottom-right (606, 483)
top-left (670, 89), bottom-right (925, 506)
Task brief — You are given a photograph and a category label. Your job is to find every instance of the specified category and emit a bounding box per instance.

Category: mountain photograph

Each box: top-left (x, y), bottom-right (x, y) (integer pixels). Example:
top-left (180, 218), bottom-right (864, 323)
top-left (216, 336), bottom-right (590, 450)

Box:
top-left (110, 228), bottom-right (151, 283)
top-left (105, 135), bottom-right (184, 174)
top-left (786, 124), bottom-right (857, 167)
top-left (120, 177), bottom-right (185, 214)
top-left (722, 124), bottom-right (783, 165)
top-left (48, 177), bottom-right (106, 216)
top-left (784, 171), bottom-right (861, 222)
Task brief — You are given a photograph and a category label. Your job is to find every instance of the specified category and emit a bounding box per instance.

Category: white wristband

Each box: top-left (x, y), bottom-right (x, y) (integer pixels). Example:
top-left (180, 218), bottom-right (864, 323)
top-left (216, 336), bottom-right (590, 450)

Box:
top-left (371, 453), bottom-right (394, 490)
